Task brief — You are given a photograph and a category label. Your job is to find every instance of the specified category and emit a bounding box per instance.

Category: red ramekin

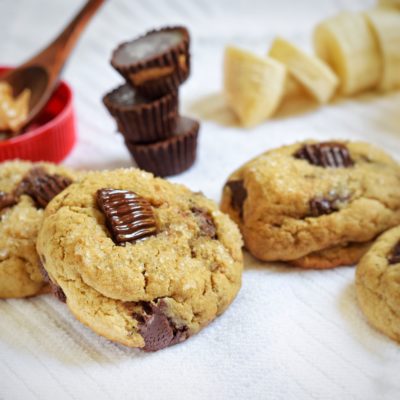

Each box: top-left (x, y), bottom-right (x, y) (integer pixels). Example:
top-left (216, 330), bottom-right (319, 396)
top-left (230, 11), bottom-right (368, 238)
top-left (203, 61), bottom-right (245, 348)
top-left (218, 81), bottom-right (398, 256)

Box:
top-left (0, 67), bottom-right (77, 163)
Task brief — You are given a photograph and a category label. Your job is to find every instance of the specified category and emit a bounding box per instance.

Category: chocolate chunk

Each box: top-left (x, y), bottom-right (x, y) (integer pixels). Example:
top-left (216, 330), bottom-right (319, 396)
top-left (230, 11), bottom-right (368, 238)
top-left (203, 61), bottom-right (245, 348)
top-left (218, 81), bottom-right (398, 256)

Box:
top-left (191, 207), bottom-right (217, 239)
top-left (17, 167), bottom-right (72, 208)
top-left (309, 197), bottom-right (340, 216)
top-left (135, 302), bottom-right (188, 352)
top-left (388, 241), bottom-right (400, 264)
top-left (51, 284), bottom-right (67, 303)
top-left (0, 191), bottom-right (17, 211)
top-left (39, 260), bottom-right (66, 302)
top-left (294, 142), bottom-right (354, 168)
top-left (97, 188), bottom-right (157, 245)
top-left (309, 197), bottom-right (334, 216)
top-left (309, 191), bottom-right (349, 217)
top-left (225, 180), bottom-right (247, 218)
top-left (38, 260), bottom-right (50, 283)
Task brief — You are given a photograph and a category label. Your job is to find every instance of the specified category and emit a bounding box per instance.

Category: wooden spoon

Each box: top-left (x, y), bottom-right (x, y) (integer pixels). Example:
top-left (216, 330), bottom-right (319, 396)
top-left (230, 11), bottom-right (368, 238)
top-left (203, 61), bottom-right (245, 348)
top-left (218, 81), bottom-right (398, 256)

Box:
top-left (0, 0), bottom-right (105, 129)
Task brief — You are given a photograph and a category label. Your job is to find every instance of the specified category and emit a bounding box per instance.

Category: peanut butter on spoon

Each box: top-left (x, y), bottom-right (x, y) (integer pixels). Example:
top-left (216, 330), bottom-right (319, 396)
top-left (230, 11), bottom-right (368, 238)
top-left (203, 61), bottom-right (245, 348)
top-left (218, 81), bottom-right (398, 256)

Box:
top-left (0, 82), bottom-right (31, 135)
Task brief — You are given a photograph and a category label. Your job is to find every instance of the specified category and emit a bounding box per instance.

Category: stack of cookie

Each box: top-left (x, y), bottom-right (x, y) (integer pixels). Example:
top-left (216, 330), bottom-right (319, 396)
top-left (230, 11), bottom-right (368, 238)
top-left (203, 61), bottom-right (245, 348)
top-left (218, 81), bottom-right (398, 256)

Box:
top-left (103, 26), bottom-right (200, 177)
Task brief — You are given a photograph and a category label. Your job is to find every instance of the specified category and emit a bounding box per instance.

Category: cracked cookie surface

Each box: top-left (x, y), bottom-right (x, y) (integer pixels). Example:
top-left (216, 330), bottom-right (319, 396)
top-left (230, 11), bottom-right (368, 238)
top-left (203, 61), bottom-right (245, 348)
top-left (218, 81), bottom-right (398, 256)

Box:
top-left (356, 226), bottom-right (400, 342)
top-left (37, 168), bottom-right (243, 351)
top-left (0, 161), bottom-right (76, 298)
top-left (220, 141), bottom-right (400, 267)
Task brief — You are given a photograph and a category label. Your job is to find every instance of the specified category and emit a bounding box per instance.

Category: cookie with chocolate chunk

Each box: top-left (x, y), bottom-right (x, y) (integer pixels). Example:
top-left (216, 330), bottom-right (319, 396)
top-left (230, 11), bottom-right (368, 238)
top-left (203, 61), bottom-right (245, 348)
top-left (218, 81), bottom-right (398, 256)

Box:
top-left (221, 141), bottom-right (400, 268)
top-left (0, 161), bottom-right (76, 298)
top-left (37, 169), bottom-right (243, 351)
top-left (356, 226), bottom-right (400, 343)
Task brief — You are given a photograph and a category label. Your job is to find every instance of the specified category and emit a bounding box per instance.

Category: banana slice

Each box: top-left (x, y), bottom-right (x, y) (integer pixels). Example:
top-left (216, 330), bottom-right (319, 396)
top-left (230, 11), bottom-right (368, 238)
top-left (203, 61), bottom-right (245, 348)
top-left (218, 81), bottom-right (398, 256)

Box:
top-left (269, 37), bottom-right (339, 103)
top-left (313, 11), bottom-right (382, 95)
top-left (284, 75), bottom-right (306, 99)
top-left (224, 46), bottom-right (286, 127)
top-left (379, 0), bottom-right (400, 8)
top-left (365, 8), bottom-right (400, 91)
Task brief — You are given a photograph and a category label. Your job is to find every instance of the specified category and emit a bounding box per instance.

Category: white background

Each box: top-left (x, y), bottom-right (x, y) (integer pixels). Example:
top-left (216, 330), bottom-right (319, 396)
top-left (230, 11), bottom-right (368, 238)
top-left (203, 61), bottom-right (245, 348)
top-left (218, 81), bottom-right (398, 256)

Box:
top-left (0, 0), bottom-right (400, 399)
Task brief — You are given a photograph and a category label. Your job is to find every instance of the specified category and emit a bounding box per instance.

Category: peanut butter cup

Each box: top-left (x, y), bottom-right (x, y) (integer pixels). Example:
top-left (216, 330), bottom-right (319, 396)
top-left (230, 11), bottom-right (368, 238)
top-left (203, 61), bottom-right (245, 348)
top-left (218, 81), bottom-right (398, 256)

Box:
top-left (294, 142), bottom-right (354, 168)
top-left (111, 26), bottom-right (190, 99)
top-left (125, 116), bottom-right (199, 177)
top-left (16, 167), bottom-right (72, 208)
top-left (103, 84), bottom-right (178, 143)
top-left (97, 188), bottom-right (157, 245)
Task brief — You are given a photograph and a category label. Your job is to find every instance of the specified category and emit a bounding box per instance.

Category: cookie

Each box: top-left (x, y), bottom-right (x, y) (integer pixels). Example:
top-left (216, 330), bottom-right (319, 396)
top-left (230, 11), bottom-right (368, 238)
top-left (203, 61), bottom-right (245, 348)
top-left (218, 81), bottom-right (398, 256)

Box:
top-left (111, 26), bottom-right (190, 99)
top-left (356, 226), bottom-right (400, 342)
top-left (221, 141), bottom-right (400, 267)
top-left (37, 169), bottom-right (243, 351)
top-left (0, 161), bottom-right (76, 298)
top-left (291, 241), bottom-right (372, 269)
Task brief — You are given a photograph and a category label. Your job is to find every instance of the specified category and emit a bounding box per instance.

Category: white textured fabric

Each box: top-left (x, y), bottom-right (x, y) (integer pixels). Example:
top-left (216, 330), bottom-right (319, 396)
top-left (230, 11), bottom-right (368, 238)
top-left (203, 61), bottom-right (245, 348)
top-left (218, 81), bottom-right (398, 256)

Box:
top-left (1, 0), bottom-right (400, 399)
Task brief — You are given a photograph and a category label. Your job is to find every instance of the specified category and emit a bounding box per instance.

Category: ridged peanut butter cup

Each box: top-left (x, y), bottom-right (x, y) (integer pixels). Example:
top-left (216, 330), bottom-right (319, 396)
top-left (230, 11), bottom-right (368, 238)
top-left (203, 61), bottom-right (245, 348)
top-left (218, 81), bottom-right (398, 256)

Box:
top-left (103, 84), bottom-right (178, 143)
top-left (111, 26), bottom-right (190, 99)
top-left (125, 116), bottom-right (199, 177)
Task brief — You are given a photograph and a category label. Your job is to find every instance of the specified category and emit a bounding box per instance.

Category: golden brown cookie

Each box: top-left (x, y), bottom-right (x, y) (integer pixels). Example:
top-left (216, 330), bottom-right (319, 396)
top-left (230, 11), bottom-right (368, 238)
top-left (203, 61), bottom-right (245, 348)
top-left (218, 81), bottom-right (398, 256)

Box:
top-left (37, 168), bottom-right (243, 351)
top-left (0, 161), bottom-right (76, 298)
top-left (291, 241), bottom-right (372, 269)
top-left (221, 141), bottom-right (400, 267)
top-left (356, 226), bottom-right (400, 342)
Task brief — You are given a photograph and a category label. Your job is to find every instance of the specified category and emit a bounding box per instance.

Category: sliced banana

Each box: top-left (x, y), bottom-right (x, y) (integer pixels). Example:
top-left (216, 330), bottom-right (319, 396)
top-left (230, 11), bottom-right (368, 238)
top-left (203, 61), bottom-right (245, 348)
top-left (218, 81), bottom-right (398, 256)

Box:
top-left (365, 8), bottom-right (400, 91)
top-left (379, 0), bottom-right (400, 8)
top-left (269, 37), bottom-right (339, 103)
top-left (284, 75), bottom-right (306, 99)
top-left (224, 46), bottom-right (286, 127)
top-left (313, 11), bottom-right (382, 95)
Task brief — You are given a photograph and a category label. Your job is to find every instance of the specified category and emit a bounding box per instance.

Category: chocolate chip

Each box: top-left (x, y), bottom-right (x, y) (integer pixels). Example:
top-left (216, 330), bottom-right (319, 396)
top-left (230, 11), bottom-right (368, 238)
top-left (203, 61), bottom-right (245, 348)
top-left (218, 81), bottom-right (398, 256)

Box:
top-left (135, 302), bottom-right (188, 352)
top-left (294, 142), bottom-right (354, 168)
top-left (225, 180), bottom-right (247, 218)
top-left (38, 260), bottom-right (66, 302)
top-left (50, 283), bottom-right (66, 303)
top-left (16, 167), bottom-right (72, 208)
top-left (97, 188), bottom-right (157, 245)
top-left (309, 191), bottom-right (349, 217)
top-left (309, 198), bottom-right (334, 216)
top-left (38, 260), bottom-right (50, 283)
top-left (191, 207), bottom-right (217, 239)
top-left (388, 241), bottom-right (400, 264)
top-left (0, 191), bottom-right (17, 211)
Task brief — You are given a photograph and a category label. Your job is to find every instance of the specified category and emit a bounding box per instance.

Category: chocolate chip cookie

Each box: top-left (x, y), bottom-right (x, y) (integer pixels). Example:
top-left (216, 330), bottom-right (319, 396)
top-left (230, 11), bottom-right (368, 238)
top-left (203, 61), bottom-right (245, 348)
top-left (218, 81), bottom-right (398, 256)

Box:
top-left (221, 141), bottom-right (400, 268)
top-left (0, 161), bottom-right (76, 298)
top-left (356, 226), bottom-right (400, 342)
top-left (37, 169), bottom-right (243, 351)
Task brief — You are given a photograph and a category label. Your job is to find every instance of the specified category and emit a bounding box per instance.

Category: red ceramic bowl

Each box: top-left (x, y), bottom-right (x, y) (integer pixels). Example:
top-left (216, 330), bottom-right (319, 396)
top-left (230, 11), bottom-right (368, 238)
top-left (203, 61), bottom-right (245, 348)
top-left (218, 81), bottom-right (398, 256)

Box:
top-left (0, 67), bottom-right (77, 163)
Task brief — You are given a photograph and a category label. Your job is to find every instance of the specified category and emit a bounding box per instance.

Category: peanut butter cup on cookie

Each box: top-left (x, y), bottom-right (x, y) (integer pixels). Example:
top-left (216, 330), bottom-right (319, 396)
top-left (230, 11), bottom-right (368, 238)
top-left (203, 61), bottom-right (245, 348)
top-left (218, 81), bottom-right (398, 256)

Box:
top-left (111, 26), bottom-right (190, 99)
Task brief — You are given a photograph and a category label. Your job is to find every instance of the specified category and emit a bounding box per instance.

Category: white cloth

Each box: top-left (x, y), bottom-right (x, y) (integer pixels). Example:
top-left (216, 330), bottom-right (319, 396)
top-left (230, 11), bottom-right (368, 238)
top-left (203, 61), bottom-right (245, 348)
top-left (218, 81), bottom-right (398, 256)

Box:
top-left (0, 0), bottom-right (399, 399)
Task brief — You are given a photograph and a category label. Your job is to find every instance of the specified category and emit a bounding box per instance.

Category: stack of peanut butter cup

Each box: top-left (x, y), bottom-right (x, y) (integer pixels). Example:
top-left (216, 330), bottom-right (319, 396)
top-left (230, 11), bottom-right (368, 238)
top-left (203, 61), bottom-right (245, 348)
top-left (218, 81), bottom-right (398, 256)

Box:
top-left (103, 26), bottom-right (200, 177)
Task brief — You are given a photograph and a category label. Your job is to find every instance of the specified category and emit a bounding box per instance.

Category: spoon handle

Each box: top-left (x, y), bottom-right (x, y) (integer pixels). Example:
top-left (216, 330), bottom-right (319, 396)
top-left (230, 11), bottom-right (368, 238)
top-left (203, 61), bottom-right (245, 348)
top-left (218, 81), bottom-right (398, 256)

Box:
top-left (29, 0), bottom-right (105, 78)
